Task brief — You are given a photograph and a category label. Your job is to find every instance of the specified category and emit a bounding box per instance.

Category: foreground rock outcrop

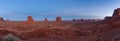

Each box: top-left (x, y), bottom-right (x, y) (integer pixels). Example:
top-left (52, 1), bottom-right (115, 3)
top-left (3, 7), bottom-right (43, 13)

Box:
top-left (112, 8), bottom-right (120, 18)
top-left (104, 8), bottom-right (120, 23)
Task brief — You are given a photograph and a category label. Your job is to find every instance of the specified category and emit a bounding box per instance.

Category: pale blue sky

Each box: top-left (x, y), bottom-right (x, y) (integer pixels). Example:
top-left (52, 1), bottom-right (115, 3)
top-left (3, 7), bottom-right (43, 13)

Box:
top-left (0, 0), bottom-right (120, 20)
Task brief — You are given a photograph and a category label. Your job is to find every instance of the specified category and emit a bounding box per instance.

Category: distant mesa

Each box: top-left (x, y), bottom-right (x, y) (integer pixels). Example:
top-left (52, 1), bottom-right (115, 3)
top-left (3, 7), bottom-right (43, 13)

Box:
top-left (56, 16), bottom-right (62, 22)
top-left (104, 16), bottom-right (112, 21)
top-left (26, 16), bottom-right (34, 24)
top-left (43, 18), bottom-right (48, 22)
top-left (0, 17), bottom-right (4, 22)
top-left (72, 19), bottom-right (75, 21)
top-left (2, 8), bottom-right (120, 22)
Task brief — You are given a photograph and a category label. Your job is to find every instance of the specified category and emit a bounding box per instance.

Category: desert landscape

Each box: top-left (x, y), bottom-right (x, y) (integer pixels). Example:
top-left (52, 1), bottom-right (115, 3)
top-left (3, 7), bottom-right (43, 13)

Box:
top-left (0, 8), bottom-right (120, 41)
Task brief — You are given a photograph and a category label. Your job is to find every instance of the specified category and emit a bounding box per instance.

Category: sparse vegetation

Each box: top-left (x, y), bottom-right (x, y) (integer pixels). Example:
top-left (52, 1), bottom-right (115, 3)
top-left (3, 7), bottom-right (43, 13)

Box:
top-left (2, 33), bottom-right (21, 41)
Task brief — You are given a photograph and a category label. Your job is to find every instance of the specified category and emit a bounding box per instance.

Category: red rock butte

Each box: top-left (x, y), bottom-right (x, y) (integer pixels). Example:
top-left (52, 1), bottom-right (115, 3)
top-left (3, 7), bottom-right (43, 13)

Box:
top-left (43, 18), bottom-right (48, 22)
top-left (56, 16), bottom-right (62, 22)
top-left (26, 16), bottom-right (34, 24)
top-left (112, 8), bottom-right (120, 17)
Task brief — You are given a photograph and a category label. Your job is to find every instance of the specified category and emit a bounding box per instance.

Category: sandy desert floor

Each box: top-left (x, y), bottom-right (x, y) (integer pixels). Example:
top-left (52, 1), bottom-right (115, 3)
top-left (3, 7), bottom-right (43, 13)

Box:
top-left (0, 19), bottom-right (119, 41)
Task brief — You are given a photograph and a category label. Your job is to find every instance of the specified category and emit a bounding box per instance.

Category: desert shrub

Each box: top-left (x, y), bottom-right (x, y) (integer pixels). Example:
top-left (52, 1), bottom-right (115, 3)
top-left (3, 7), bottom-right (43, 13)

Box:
top-left (2, 33), bottom-right (21, 41)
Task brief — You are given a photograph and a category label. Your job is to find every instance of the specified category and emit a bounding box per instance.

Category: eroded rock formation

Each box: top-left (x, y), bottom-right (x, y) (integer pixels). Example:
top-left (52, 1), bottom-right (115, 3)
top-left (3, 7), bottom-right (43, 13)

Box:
top-left (112, 8), bottom-right (120, 18)
top-left (104, 8), bottom-right (120, 22)
top-left (56, 16), bottom-right (62, 22)
top-left (26, 16), bottom-right (34, 24)
top-left (43, 18), bottom-right (48, 22)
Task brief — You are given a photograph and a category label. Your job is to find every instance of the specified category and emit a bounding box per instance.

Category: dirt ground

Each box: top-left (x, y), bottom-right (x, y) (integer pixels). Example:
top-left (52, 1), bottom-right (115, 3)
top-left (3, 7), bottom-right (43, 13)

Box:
top-left (0, 20), bottom-right (120, 41)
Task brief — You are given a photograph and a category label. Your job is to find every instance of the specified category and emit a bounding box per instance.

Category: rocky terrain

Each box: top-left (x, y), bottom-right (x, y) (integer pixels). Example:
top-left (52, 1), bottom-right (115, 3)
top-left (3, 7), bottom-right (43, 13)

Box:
top-left (0, 8), bottom-right (120, 41)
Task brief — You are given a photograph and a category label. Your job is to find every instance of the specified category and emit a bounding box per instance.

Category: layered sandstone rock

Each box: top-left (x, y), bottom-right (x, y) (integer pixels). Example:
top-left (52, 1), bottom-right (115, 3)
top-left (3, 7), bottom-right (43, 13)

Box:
top-left (56, 16), bottom-right (62, 22)
top-left (26, 16), bottom-right (34, 24)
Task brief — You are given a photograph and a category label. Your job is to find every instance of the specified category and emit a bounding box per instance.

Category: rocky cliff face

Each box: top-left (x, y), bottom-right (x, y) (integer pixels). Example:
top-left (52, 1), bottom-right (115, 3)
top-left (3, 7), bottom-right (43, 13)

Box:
top-left (104, 8), bottom-right (120, 23)
top-left (99, 8), bottom-right (120, 41)
top-left (112, 8), bottom-right (120, 18)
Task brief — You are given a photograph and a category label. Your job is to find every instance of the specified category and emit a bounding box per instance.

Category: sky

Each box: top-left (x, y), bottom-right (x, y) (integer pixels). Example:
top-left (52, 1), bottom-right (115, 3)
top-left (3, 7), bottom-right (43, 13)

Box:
top-left (0, 0), bottom-right (120, 20)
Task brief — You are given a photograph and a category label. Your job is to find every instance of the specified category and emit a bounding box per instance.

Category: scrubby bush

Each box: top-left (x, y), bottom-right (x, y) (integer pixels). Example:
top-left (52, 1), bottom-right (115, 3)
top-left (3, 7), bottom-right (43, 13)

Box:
top-left (2, 33), bottom-right (21, 41)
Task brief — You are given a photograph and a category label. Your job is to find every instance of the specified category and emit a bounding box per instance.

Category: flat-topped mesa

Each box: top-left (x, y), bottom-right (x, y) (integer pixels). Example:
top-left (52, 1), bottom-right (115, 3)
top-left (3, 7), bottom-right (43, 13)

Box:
top-left (0, 17), bottom-right (4, 22)
top-left (112, 8), bottom-right (120, 18)
top-left (104, 16), bottom-right (112, 22)
top-left (43, 18), bottom-right (48, 22)
top-left (56, 16), bottom-right (62, 22)
top-left (26, 16), bottom-right (34, 24)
